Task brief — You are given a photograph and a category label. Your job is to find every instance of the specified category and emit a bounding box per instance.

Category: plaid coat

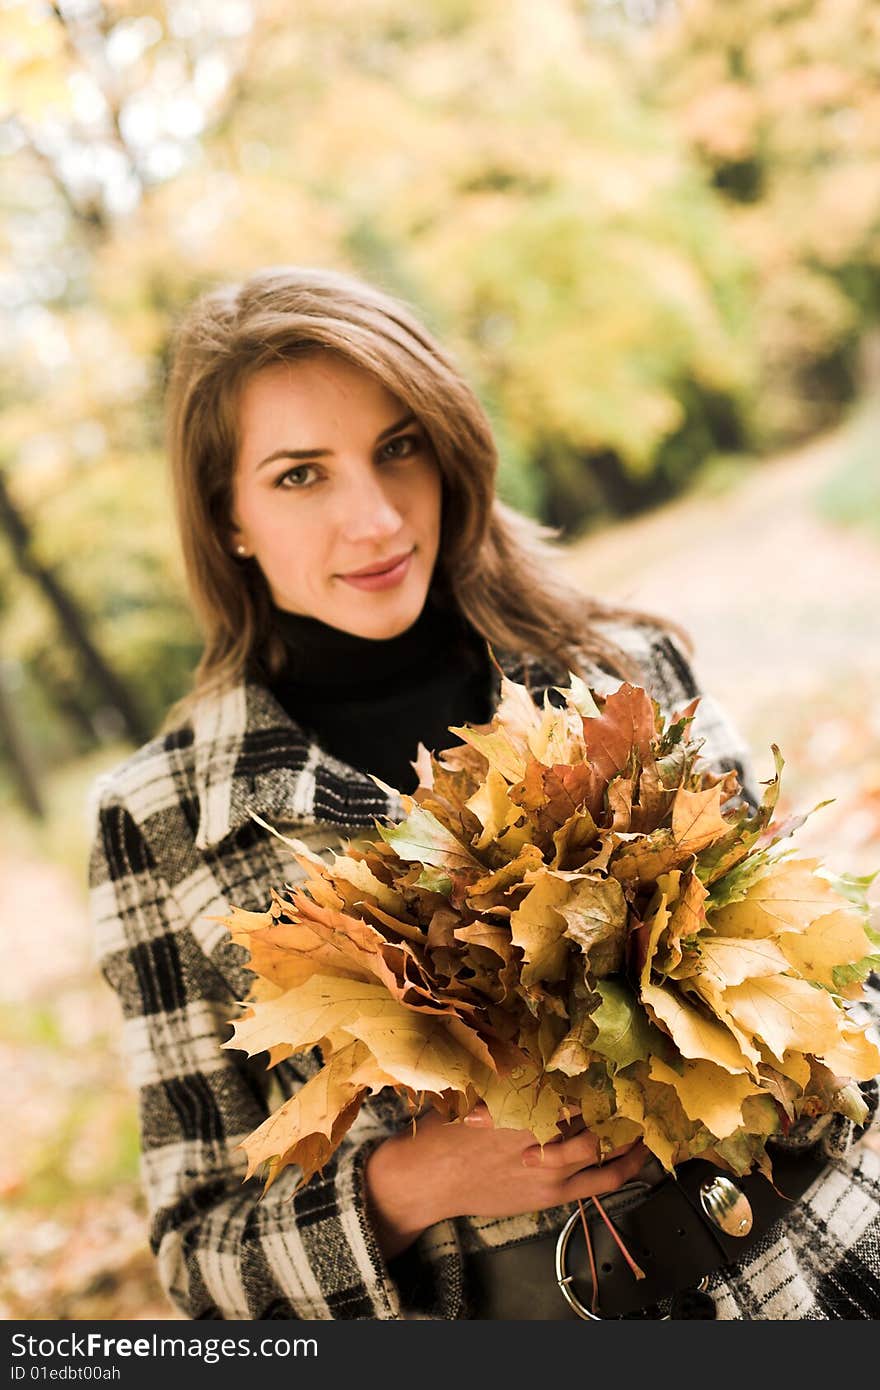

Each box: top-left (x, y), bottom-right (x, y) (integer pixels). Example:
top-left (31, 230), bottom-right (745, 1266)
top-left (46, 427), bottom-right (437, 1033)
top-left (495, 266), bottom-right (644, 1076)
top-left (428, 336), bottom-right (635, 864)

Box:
top-left (88, 619), bottom-right (880, 1321)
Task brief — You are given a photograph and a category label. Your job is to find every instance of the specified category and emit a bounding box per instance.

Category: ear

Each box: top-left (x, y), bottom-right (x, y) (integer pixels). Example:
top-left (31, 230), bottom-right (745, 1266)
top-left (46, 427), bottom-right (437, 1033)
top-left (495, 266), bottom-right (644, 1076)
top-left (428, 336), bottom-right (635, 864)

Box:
top-left (226, 507), bottom-right (250, 558)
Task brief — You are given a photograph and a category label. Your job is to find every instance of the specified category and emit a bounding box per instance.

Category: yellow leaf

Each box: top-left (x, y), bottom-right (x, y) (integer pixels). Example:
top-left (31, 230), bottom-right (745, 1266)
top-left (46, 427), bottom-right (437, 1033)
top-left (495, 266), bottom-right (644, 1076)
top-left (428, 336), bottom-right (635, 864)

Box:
top-left (551, 809), bottom-right (600, 870)
top-left (590, 1113), bottom-right (645, 1158)
top-left (722, 975), bottom-right (843, 1061)
top-left (466, 767), bottom-right (519, 849)
top-left (466, 844), bottom-right (545, 901)
top-left (344, 1008), bottom-right (494, 1096)
top-left (326, 853), bottom-right (408, 916)
top-left (763, 1049), bottom-right (812, 1089)
top-left (612, 1071), bottom-right (695, 1172)
top-left (223, 975), bottom-right (400, 1057)
top-left (819, 1024), bottom-right (880, 1082)
top-left (708, 859), bottom-right (844, 938)
top-left (778, 909), bottom-right (876, 988)
top-left (237, 1038), bottom-right (372, 1189)
top-left (556, 875), bottom-right (629, 979)
top-left (221, 910), bottom-right (376, 992)
top-left (683, 975), bottom-right (766, 1071)
top-left (641, 983), bottom-right (753, 1074)
top-left (656, 870), bottom-right (707, 973)
top-left (448, 725), bottom-right (528, 784)
top-left (528, 699), bottom-right (587, 766)
top-left (480, 1060), bottom-right (563, 1145)
top-left (509, 870), bottom-right (581, 985)
top-left (649, 1056), bottom-right (765, 1139)
top-left (672, 784), bottom-right (730, 853)
top-left (639, 886), bottom-right (672, 989)
top-left (696, 935), bottom-right (791, 989)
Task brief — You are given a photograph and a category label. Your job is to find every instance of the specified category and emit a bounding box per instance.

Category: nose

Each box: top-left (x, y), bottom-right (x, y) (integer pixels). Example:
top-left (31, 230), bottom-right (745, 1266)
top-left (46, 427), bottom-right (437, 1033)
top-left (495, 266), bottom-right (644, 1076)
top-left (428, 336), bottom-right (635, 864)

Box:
top-left (336, 469), bottom-right (405, 544)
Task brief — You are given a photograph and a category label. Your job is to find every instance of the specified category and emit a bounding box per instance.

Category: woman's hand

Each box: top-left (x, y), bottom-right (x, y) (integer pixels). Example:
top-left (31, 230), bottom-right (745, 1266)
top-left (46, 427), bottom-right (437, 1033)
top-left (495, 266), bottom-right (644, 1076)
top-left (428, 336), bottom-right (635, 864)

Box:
top-left (364, 1100), bottom-right (650, 1261)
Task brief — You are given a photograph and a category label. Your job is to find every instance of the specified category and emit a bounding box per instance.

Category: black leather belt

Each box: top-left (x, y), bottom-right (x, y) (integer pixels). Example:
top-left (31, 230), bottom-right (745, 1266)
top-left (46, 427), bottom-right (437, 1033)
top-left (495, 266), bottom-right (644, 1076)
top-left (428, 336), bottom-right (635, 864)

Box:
top-left (465, 1142), bottom-right (828, 1320)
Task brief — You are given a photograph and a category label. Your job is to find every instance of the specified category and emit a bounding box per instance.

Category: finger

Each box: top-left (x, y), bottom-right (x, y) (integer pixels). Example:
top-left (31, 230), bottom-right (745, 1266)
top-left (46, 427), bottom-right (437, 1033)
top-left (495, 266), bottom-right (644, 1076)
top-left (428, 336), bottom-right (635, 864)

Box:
top-left (521, 1128), bottom-right (601, 1170)
top-left (562, 1142), bottom-right (651, 1200)
top-left (520, 1132), bottom-right (639, 1170)
top-left (463, 1104), bottom-right (493, 1126)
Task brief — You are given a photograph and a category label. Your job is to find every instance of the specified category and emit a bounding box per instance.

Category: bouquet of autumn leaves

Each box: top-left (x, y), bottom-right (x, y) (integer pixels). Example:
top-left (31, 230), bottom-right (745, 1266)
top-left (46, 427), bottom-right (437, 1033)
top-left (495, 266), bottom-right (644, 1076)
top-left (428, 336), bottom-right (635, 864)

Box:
top-left (218, 673), bottom-right (880, 1197)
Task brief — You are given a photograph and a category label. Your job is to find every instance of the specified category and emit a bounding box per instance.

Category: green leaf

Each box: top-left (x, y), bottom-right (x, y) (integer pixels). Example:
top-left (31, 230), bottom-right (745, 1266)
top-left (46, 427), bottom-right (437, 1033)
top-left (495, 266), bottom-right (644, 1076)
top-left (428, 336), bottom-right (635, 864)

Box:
top-left (704, 849), bottom-right (779, 912)
top-left (413, 866), bottom-right (453, 895)
top-left (832, 953), bottom-right (880, 992)
top-left (816, 867), bottom-right (879, 917)
top-left (377, 804), bottom-right (480, 871)
top-left (589, 979), bottom-right (658, 1072)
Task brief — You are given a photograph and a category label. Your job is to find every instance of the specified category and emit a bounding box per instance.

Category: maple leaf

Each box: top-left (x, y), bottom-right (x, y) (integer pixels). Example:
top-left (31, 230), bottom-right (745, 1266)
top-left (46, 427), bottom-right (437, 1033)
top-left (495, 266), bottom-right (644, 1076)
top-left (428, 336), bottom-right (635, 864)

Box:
top-left (589, 978), bottom-right (659, 1071)
top-left (819, 1023), bottom-right (880, 1081)
top-left (654, 869), bottom-right (708, 974)
top-left (671, 783), bottom-right (730, 854)
top-left (649, 1055), bottom-right (766, 1139)
top-left (708, 858), bottom-right (847, 938)
top-left (236, 1037), bottom-right (377, 1190)
top-left (546, 810), bottom-right (597, 872)
top-left (508, 869), bottom-right (583, 986)
top-left (465, 767), bottom-right (521, 850)
top-left (465, 844), bottom-right (545, 905)
top-left (480, 1058), bottom-right (564, 1146)
top-left (721, 974), bottom-right (843, 1061)
top-left (446, 724), bottom-right (528, 784)
top-left (641, 984), bottom-right (754, 1075)
top-left (613, 1067), bottom-right (700, 1171)
top-left (777, 908), bottom-right (876, 988)
top-left (555, 874), bottom-right (629, 979)
top-left (527, 694), bottom-right (588, 766)
top-left (581, 682), bottom-right (656, 782)
top-left (325, 852), bottom-right (408, 916)
top-left (695, 746), bottom-right (786, 886)
top-left (695, 935), bottom-right (792, 989)
top-left (509, 758), bottom-right (605, 831)
top-left (377, 803), bottom-right (482, 872)
top-left (607, 774), bottom-right (635, 832)
top-left (564, 673), bottom-right (602, 718)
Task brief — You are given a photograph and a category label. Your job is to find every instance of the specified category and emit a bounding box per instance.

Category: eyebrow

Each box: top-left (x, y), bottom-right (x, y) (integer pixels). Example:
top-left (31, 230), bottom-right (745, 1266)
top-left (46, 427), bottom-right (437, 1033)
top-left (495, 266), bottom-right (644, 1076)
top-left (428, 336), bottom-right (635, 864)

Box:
top-left (255, 413), bottom-right (418, 471)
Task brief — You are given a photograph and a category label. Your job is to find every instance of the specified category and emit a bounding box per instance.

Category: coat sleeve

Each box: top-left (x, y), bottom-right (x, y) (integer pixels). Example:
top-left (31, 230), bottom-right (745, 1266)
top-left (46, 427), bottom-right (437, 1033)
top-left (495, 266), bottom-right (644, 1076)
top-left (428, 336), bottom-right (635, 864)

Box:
top-left (645, 626), bottom-right (763, 813)
top-left (88, 788), bottom-right (466, 1320)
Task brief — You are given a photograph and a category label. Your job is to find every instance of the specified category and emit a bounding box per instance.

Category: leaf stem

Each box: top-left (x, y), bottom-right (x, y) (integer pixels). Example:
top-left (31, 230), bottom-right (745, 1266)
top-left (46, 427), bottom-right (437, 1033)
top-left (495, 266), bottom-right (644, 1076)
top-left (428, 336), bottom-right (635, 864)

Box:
top-left (576, 1198), bottom-right (600, 1315)
top-left (590, 1194), bottom-right (646, 1280)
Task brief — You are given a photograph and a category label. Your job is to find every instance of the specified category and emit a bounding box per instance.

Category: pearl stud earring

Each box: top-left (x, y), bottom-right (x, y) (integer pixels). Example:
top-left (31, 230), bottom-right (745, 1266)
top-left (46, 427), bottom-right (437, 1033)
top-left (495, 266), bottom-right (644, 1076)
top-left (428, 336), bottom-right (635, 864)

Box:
top-left (235, 544), bottom-right (247, 556)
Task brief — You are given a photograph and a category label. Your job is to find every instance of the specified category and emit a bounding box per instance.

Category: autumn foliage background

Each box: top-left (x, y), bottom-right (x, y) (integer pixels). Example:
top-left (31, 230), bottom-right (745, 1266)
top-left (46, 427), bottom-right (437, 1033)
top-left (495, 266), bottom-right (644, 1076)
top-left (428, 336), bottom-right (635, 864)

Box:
top-left (1, 0), bottom-right (879, 1319)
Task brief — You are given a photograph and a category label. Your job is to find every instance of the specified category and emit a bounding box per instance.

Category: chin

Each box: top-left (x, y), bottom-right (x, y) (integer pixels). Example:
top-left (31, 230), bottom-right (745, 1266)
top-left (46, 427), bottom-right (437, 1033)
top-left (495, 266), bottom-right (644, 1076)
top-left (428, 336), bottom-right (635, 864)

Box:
top-left (348, 591), bottom-right (427, 642)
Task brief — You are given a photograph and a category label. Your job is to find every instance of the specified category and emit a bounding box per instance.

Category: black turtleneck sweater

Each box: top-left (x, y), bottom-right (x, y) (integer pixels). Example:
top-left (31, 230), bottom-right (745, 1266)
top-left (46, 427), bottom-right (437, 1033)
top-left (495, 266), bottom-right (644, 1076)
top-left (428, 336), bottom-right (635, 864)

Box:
top-left (265, 591), bottom-right (496, 795)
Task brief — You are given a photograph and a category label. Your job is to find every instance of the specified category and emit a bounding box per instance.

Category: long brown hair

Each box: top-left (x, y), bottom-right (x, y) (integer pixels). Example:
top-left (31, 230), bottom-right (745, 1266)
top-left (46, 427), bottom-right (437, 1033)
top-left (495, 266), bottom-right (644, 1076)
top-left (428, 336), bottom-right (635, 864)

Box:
top-left (160, 265), bottom-right (689, 732)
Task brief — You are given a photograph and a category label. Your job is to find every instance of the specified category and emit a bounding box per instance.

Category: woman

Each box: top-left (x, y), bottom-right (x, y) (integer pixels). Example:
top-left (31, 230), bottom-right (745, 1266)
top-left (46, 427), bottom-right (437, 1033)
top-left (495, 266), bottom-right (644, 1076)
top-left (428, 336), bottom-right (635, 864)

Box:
top-left (89, 265), bottom-right (880, 1321)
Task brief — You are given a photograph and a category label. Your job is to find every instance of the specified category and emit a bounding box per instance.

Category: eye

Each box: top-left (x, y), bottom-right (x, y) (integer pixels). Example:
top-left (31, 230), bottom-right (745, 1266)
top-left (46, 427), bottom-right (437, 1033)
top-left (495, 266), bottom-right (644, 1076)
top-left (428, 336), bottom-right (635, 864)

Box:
top-left (273, 463), bottom-right (320, 490)
top-left (380, 432), bottom-right (421, 461)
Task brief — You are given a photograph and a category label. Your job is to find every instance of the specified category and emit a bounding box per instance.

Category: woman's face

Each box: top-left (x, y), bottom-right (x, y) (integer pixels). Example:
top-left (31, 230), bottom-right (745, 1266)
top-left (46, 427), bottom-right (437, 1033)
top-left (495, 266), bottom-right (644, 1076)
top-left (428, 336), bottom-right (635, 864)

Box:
top-left (229, 353), bottom-right (444, 640)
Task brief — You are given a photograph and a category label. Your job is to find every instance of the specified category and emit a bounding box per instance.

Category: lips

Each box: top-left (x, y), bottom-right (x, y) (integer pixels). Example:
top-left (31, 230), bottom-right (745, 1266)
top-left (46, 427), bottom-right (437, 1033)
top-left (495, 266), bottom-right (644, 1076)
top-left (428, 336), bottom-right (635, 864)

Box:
top-left (342, 548), bottom-right (414, 578)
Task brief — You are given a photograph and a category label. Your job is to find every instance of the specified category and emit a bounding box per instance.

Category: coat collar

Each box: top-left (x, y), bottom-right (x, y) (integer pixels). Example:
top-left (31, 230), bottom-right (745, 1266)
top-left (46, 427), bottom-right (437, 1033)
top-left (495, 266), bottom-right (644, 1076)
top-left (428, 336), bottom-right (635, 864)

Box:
top-left (188, 643), bottom-right (573, 850)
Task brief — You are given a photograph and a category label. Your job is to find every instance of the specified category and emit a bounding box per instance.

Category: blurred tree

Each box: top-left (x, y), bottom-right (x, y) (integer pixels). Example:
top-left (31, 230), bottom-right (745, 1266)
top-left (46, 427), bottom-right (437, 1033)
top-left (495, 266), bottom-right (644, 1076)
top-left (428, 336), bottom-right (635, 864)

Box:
top-left (0, 469), bottom-right (149, 743)
top-left (653, 0), bottom-right (880, 443)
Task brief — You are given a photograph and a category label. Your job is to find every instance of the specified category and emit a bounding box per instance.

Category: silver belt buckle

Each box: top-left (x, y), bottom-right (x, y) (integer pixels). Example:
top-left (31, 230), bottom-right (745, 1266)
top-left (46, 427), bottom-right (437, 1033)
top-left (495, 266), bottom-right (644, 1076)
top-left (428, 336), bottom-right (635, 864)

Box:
top-left (554, 1208), bottom-right (708, 1320)
top-left (699, 1174), bottom-right (753, 1236)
